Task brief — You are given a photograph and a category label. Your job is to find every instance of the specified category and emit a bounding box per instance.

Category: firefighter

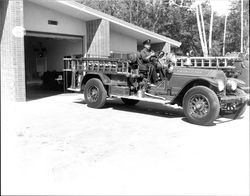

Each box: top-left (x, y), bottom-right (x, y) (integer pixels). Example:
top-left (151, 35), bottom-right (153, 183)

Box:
top-left (140, 39), bottom-right (159, 85)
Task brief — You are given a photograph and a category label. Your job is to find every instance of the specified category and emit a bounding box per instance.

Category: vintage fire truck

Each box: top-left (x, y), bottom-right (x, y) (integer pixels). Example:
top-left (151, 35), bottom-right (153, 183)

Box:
top-left (63, 52), bottom-right (249, 126)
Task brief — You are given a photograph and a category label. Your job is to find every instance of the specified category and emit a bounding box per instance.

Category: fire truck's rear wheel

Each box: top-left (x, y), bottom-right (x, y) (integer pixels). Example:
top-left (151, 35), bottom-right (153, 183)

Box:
top-left (183, 86), bottom-right (220, 126)
top-left (121, 98), bottom-right (139, 106)
top-left (84, 78), bottom-right (107, 108)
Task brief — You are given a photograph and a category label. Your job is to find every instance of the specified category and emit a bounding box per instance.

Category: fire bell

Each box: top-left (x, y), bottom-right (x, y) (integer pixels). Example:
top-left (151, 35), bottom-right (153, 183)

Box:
top-left (184, 57), bottom-right (192, 67)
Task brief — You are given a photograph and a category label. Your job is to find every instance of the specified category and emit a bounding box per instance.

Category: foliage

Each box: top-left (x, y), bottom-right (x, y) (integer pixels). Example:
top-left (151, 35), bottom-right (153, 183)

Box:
top-left (80, 0), bottom-right (249, 56)
top-left (226, 0), bottom-right (249, 53)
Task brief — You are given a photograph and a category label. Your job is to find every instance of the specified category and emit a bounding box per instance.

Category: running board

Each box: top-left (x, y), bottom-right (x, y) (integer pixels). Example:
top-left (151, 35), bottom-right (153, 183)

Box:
top-left (67, 87), bottom-right (81, 92)
top-left (109, 95), bottom-right (172, 105)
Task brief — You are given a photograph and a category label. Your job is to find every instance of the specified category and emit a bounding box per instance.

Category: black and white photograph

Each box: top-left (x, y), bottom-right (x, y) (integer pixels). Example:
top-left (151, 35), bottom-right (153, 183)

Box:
top-left (1, 0), bottom-right (249, 195)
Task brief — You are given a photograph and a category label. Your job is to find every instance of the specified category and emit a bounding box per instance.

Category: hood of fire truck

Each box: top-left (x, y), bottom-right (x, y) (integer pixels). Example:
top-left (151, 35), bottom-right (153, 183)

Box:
top-left (173, 66), bottom-right (227, 83)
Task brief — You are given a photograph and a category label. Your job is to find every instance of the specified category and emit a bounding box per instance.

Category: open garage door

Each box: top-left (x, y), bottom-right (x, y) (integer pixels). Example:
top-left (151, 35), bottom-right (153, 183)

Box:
top-left (24, 31), bottom-right (84, 100)
top-left (26, 31), bottom-right (84, 40)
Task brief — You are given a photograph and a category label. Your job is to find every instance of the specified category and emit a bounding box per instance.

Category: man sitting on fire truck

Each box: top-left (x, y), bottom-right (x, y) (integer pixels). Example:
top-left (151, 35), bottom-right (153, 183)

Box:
top-left (140, 39), bottom-right (159, 85)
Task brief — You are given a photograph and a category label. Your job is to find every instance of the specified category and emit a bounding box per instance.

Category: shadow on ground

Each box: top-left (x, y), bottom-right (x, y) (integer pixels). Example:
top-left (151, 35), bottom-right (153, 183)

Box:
top-left (26, 88), bottom-right (63, 101)
top-left (73, 97), bottom-right (248, 126)
top-left (73, 97), bottom-right (185, 119)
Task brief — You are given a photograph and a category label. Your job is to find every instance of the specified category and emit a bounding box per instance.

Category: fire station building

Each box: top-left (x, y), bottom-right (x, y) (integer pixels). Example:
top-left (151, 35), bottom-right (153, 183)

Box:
top-left (0, 0), bottom-right (181, 101)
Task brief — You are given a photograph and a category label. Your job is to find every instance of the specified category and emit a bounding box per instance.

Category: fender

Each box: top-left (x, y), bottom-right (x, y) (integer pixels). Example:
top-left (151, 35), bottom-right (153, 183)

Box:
top-left (82, 72), bottom-right (111, 86)
top-left (198, 77), bottom-right (220, 88)
top-left (171, 77), bottom-right (220, 105)
top-left (178, 77), bottom-right (221, 93)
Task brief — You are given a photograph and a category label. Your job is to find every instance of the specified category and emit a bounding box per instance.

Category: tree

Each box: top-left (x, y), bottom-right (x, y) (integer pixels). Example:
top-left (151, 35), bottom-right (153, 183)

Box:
top-left (226, 0), bottom-right (249, 53)
top-left (80, 0), bottom-right (249, 56)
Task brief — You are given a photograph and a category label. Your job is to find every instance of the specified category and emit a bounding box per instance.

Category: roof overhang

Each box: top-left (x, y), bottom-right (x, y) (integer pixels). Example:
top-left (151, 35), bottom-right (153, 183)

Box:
top-left (27, 0), bottom-right (182, 47)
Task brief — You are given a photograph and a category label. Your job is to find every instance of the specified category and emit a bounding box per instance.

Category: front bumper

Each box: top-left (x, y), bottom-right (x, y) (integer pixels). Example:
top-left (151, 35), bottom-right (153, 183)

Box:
top-left (219, 92), bottom-right (249, 114)
top-left (220, 94), bottom-right (249, 102)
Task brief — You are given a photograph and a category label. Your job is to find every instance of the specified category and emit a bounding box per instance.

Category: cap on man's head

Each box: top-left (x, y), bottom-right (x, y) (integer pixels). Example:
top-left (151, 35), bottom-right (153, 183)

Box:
top-left (143, 39), bottom-right (151, 45)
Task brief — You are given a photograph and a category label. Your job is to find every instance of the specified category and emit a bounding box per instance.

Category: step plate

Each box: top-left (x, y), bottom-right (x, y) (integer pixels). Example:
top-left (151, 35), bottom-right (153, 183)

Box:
top-left (109, 95), bottom-right (172, 105)
top-left (67, 87), bottom-right (81, 92)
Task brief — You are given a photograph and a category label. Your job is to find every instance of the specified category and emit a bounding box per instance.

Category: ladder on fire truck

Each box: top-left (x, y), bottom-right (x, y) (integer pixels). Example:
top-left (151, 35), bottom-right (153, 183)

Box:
top-left (175, 56), bottom-right (243, 69)
top-left (63, 57), bottom-right (130, 92)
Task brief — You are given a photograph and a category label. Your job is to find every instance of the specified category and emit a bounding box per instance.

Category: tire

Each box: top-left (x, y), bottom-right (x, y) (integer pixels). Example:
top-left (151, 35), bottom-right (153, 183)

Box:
top-left (84, 78), bottom-right (107, 108)
top-left (183, 86), bottom-right (220, 125)
top-left (121, 98), bottom-right (139, 106)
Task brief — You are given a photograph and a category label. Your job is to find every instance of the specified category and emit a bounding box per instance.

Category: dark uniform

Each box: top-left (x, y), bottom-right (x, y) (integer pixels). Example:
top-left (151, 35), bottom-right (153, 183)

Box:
top-left (140, 39), bottom-right (158, 84)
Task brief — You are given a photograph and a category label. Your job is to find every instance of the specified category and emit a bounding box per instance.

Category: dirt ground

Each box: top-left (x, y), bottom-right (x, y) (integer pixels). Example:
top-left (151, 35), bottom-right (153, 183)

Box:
top-left (1, 93), bottom-right (249, 195)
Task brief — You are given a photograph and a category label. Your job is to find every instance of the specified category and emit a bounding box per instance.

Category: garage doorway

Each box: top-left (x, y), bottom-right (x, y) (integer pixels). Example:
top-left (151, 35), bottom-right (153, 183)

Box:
top-left (24, 32), bottom-right (84, 100)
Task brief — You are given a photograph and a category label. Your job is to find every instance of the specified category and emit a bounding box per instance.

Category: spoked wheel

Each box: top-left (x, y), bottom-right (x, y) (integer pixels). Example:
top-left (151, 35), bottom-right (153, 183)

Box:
top-left (188, 94), bottom-right (210, 118)
top-left (84, 78), bottom-right (107, 108)
top-left (121, 98), bottom-right (139, 106)
top-left (183, 86), bottom-right (220, 125)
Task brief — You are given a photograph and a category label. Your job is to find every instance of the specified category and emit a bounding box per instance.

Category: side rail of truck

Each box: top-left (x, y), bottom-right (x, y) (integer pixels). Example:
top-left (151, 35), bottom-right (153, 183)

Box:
top-left (63, 57), bottom-right (130, 91)
top-left (175, 56), bottom-right (242, 69)
top-left (63, 57), bottom-right (130, 74)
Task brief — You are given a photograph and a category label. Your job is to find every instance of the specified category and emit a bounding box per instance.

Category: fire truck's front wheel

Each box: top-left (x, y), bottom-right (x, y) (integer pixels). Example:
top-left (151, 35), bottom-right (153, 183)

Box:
top-left (183, 86), bottom-right (220, 126)
top-left (84, 78), bottom-right (107, 108)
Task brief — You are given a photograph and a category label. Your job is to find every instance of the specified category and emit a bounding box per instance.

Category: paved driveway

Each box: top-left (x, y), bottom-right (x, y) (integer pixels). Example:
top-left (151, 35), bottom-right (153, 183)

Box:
top-left (2, 93), bottom-right (249, 195)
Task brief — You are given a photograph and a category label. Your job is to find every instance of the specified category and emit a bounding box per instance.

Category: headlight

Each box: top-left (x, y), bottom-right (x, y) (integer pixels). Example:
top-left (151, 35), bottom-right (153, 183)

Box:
top-left (217, 80), bottom-right (225, 91)
top-left (226, 79), bottom-right (237, 91)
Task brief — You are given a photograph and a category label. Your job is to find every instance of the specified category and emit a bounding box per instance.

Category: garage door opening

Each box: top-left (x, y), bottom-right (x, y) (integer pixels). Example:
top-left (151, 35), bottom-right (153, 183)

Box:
top-left (24, 33), bottom-right (84, 100)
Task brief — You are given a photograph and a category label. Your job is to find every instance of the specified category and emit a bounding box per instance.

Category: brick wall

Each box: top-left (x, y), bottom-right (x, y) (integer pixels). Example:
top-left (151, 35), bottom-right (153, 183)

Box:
top-left (0, 0), bottom-right (8, 40)
top-left (86, 19), bottom-right (110, 57)
top-left (1, 0), bottom-right (26, 102)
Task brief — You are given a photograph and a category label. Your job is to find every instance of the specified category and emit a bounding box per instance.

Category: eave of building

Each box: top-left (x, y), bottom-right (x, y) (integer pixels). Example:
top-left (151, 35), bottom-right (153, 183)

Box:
top-left (27, 0), bottom-right (182, 47)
